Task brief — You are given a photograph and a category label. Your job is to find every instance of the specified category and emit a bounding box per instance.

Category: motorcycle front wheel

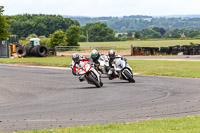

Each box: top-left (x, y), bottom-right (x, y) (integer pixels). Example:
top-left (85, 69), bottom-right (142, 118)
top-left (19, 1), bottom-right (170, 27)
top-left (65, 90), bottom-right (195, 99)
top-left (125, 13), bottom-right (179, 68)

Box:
top-left (87, 72), bottom-right (101, 88)
top-left (124, 70), bottom-right (135, 83)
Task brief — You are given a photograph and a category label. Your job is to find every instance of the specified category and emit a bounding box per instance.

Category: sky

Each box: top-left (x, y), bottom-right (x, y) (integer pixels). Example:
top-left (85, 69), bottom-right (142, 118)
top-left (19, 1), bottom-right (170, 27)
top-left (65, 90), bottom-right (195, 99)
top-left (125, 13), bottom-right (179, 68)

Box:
top-left (1, 0), bottom-right (200, 17)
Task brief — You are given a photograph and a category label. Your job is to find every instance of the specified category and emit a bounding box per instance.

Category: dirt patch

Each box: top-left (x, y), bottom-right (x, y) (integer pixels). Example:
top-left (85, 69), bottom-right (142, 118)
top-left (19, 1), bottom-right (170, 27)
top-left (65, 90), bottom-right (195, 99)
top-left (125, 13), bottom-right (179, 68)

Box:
top-left (9, 63), bottom-right (45, 66)
top-left (57, 50), bottom-right (131, 56)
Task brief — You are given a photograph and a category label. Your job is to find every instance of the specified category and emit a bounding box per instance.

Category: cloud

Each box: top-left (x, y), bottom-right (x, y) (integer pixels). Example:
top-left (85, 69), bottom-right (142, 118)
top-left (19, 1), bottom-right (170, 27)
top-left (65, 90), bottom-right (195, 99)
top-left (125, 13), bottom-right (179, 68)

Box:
top-left (1, 0), bottom-right (200, 16)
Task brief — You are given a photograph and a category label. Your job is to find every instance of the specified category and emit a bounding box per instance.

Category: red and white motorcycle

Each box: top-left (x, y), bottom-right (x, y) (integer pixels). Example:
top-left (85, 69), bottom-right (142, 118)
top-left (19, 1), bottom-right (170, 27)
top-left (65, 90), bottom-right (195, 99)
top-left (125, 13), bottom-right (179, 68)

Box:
top-left (72, 61), bottom-right (103, 88)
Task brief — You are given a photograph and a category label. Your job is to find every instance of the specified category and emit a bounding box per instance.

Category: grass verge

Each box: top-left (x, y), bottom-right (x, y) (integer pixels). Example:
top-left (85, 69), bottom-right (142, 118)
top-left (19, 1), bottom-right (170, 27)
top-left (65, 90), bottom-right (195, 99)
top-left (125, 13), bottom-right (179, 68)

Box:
top-left (16, 115), bottom-right (200, 133)
top-left (0, 57), bottom-right (72, 67)
top-left (80, 39), bottom-right (200, 47)
top-left (0, 57), bottom-right (200, 78)
top-left (128, 60), bottom-right (200, 78)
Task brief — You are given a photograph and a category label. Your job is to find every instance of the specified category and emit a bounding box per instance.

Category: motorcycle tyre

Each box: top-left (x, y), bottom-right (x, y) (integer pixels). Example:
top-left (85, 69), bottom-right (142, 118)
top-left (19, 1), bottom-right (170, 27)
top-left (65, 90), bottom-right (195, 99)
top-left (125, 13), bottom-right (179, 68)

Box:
top-left (100, 80), bottom-right (103, 87)
top-left (124, 70), bottom-right (135, 83)
top-left (88, 73), bottom-right (101, 88)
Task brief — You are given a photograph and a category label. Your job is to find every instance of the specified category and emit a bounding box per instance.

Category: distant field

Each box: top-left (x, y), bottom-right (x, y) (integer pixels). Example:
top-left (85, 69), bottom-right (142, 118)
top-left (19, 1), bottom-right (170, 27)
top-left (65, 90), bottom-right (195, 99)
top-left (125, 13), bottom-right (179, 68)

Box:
top-left (80, 39), bottom-right (200, 47)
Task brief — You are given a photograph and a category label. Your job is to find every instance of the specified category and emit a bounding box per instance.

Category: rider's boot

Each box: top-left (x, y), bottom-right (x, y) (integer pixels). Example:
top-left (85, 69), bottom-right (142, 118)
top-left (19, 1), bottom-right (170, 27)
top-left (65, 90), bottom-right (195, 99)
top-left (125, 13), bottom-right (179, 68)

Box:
top-left (79, 75), bottom-right (85, 82)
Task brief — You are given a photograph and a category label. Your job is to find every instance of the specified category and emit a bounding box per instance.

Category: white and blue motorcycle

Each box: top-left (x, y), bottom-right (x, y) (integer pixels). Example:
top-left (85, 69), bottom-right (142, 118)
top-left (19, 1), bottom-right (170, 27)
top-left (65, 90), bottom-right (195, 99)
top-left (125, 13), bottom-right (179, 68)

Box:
top-left (111, 58), bottom-right (135, 83)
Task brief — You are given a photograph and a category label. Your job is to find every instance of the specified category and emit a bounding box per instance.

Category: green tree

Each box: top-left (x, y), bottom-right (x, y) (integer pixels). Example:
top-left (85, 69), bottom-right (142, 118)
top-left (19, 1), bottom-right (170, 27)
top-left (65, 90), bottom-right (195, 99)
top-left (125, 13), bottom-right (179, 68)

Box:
top-left (141, 28), bottom-right (161, 38)
top-left (0, 6), bottom-right (10, 41)
top-left (134, 31), bottom-right (141, 39)
top-left (152, 27), bottom-right (166, 36)
top-left (188, 29), bottom-right (199, 38)
top-left (127, 32), bottom-right (133, 37)
top-left (26, 34), bottom-right (38, 40)
top-left (79, 34), bottom-right (87, 42)
top-left (66, 25), bottom-right (80, 46)
top-left (7, 14), bottom-right (80, 38)
top-left (49, 30), bottom-right (66, 48)
top-left (81, 22), bottom-right (115, 42)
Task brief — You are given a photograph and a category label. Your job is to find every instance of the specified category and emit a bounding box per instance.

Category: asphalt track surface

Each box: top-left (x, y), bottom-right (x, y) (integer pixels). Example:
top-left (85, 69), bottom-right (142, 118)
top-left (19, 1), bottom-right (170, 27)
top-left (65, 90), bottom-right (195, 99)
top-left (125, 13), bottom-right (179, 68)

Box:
top-left (0, 64), bottom-right (200, 132)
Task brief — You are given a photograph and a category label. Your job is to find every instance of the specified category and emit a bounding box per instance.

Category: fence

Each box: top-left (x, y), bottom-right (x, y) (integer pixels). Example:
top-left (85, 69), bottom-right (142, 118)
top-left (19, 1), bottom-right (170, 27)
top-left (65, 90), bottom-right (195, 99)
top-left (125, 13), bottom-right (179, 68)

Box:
top-left (55, 45), bottom-right (131, 56)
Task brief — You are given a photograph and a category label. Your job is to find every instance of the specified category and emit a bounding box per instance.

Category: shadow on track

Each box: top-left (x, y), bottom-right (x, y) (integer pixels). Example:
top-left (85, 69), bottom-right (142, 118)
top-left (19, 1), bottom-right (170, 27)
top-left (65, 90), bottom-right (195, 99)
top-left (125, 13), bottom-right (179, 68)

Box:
top-left (74, 86), bottom-right (101, 89)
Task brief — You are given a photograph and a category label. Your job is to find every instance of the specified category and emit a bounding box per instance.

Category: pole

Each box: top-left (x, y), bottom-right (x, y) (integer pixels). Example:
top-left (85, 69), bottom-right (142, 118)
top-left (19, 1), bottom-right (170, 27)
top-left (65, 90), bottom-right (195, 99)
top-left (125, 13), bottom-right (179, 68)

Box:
top-left (86, 30), bottom-right (89, 42)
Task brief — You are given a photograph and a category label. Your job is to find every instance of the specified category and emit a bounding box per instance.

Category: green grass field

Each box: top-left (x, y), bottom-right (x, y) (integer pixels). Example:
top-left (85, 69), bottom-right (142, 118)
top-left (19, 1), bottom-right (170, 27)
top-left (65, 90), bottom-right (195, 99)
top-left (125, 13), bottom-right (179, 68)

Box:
top-left (128, 60), bottom-right (200, 78)
top-left (79, 39), bottom-right (200, 47)
top-left (1, 57), bottom-right (200, 78)
top-left (0, 57), bottom-right (71, 67)
top-left (15, 115), bottom-right (200, 133)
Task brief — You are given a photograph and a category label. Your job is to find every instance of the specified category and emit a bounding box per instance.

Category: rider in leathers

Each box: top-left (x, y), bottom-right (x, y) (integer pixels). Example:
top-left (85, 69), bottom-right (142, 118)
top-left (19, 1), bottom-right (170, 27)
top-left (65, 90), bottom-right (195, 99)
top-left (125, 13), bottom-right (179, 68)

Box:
top-left (71, 53), bottom-right (90, 81)
top-left (107, 50), bottom-right (127, 80)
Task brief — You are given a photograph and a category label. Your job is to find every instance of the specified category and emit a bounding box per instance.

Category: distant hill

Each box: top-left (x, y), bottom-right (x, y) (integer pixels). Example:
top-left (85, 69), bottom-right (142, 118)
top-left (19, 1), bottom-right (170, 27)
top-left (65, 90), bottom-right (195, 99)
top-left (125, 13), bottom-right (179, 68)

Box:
top-left (63, 15), bottom-right (200, 32)
top-left (166, 14), bottom-right (200, 18)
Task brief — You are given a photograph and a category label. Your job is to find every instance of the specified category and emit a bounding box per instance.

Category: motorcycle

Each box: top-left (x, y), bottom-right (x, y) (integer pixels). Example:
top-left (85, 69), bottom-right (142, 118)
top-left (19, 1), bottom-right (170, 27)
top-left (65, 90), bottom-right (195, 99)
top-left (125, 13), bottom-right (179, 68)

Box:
top-left (112, 58), bottom-right (135, 83)
top-left (71, 61), bottom-right (103, 88)
top-left (98, 55), bottom-right (110, 74)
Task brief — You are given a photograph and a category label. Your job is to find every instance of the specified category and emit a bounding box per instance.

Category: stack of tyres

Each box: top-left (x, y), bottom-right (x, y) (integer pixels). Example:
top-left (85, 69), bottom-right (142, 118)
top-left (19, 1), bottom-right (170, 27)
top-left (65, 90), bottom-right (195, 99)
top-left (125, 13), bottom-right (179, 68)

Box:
top-left (16, 45), bottom-right (49, 57)
top-left (188, 46), bottom-right (193, 55)
top-left (168, 46), bottom-right (173, 55)
top-left (29, 45), bottom-right (49, 57)
top-left (142, 47), bottom-right (151, 55)
top-left (190, 46), bottom-right (197, 55)
top-left (132, 47), bottom-right (143, 55)
top-left (151, 47), bottom-right (159, 55)
top-left (194, 45), bottom-right (200, 55)
top-left (16, 46), bottom-right (27, 57)
top-left (160, 47), bottom-right (169, 55)
top-left (182, 45), bottom-right (190, 55)
top-left (172, 45), bottom-right (180, 55)
top-left (178, 46), bottom-right (184, 53)
top-left (197, 44), bottom-right (200, 55)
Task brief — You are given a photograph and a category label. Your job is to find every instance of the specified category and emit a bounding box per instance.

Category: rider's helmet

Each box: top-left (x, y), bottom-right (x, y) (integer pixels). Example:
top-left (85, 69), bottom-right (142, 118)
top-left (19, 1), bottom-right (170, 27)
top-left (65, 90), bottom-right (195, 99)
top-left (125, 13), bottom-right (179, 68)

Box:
top-left (72, 53), bottom-right (80, 64)
top-left (91, 49), bottom-right (100, 62)
top-left (108, 50), bottom-right (115, 60)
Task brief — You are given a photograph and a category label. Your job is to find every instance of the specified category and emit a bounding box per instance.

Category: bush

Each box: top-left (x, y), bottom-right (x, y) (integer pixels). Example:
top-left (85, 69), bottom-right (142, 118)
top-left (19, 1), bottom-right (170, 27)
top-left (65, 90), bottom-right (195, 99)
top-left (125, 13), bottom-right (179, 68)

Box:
top-left (66, 25), bottom-right (80, 46)
top-left (79, 34), bottom-right (87, 42)
top-left (50, 30), bottom-right (66, 48)
top-left (40, 38), bottom-right (51, 48)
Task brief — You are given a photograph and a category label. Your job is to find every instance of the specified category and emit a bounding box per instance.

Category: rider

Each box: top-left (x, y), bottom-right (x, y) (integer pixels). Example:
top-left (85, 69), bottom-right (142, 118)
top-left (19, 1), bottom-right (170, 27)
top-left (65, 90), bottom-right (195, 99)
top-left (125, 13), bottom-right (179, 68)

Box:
top-left (71, 53), bottom-right (90, 81)
top-left (107, 50), bottom-right (127, 80)
top-left (90, 49), bottom-right (102, 71)
top-left (90, 49), bottom-right (101, 64)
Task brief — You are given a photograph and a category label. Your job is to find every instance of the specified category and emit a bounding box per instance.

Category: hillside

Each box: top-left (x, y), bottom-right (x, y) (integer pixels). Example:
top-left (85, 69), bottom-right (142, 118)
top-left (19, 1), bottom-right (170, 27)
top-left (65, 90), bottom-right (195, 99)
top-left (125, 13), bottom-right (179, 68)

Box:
top-left (64, 15), bottom-right (200, 32)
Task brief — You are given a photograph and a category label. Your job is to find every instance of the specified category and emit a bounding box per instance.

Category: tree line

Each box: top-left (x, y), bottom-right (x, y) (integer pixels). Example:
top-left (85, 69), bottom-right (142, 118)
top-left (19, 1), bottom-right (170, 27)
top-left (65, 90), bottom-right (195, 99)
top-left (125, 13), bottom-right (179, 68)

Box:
top-left (1, 6), bottom-right (200, 48)
top-left (6, 14), bottom-right (80, 38)
top-left (69, 15), bottom-right (200, 32)
top-left (121, 27), bottom-right (200, 39)
top-left (0, 6), bottom-right (9, 41)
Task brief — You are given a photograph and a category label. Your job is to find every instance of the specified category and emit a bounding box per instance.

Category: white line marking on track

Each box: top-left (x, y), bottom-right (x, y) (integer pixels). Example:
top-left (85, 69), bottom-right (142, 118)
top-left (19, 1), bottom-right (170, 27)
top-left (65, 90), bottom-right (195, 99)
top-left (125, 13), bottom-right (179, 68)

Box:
top-left (0, 64), bottom-right (71, 70)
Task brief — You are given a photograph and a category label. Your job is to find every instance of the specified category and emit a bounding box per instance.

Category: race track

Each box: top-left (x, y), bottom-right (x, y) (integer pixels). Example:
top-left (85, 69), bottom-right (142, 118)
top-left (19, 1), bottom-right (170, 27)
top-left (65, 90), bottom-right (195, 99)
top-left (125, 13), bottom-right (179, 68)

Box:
top-left (0, 64), bottom-right (200, 132)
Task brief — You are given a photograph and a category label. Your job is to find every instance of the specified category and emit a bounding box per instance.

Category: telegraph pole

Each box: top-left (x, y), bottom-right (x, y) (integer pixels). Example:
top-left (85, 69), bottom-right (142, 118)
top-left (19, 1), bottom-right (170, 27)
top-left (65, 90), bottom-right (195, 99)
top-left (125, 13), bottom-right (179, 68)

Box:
top-left (86, 30), bottom-right (89, 42)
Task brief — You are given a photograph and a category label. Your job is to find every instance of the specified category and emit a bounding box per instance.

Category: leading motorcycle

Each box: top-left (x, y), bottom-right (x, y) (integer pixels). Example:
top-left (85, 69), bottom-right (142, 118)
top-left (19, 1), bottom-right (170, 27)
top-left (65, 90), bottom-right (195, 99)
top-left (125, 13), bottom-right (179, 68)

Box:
top-left (71, 61), bottom-right (103, 88)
